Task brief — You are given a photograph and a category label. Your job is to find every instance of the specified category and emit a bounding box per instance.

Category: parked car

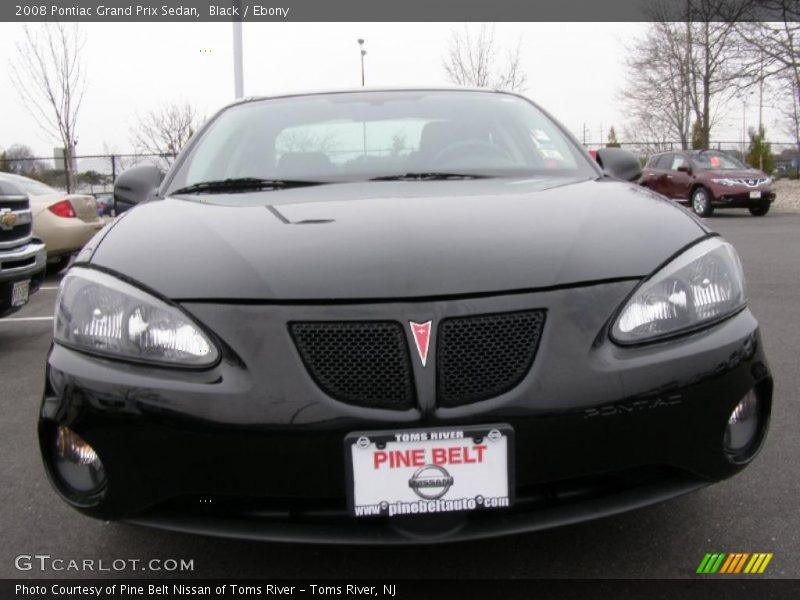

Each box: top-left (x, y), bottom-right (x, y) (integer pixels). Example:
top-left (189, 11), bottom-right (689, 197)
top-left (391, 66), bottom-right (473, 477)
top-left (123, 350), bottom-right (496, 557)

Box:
top-left (0, 177), bottom-right (46, 316)
top-left (0, 173), bottom-right (105, 273)
top-left (40, 89), bottom-right (772, 543)
top-left (93, 193), bottom-right (115, 217)
top-left (639, 150), bottom-right (775, 217)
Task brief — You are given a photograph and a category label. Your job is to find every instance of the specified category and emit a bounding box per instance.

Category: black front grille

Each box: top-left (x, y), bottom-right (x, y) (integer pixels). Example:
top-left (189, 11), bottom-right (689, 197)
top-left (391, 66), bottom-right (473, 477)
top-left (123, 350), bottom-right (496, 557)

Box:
top-left (437, 310), bottom-right (546, 407)
top-left (290, 321), bottom-right (415, 410)
top-left (0, 198), bottom-right (28, 211)
top-left (0, 222), bottom-right (32, 244)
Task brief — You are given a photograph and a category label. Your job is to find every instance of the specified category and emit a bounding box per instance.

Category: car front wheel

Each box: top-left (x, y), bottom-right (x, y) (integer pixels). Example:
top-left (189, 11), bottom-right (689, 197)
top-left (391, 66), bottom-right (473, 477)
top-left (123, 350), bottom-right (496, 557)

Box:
top-left (691, 187), bottom-right (714, 217)
top-left (749, 202), bottom-right (770, 217)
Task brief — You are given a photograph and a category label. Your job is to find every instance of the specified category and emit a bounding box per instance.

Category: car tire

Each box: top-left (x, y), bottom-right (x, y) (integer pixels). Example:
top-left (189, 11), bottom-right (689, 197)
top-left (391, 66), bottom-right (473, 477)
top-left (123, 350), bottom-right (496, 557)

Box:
top-left (691, 187), bottom-right (714, 217)
top-left (749, 202), bottom-right (770, 217)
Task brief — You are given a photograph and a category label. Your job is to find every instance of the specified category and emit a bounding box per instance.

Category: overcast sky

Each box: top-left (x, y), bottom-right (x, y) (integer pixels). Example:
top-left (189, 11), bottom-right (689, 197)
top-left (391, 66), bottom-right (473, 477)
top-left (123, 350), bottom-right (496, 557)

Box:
top-left (0, 21), bottom-right (787, 159)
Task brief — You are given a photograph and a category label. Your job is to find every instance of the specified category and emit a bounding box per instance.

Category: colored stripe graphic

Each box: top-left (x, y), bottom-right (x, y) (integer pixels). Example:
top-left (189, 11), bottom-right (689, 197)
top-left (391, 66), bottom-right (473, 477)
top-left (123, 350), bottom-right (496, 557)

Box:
top-left (721, 553), bottom-right (749, 574)
top-left (699, 553), bottom-right (773, 574)
top-left (696, 554), bottom-right (713, 574)
top-left (719, 554), bottom-right (737, 573)
top-left (697, 553), bottom-right (727, 574)
top-left (734, 553), bottom-right (749, 573)
top-left (758, 554), bottom-right (773, 573)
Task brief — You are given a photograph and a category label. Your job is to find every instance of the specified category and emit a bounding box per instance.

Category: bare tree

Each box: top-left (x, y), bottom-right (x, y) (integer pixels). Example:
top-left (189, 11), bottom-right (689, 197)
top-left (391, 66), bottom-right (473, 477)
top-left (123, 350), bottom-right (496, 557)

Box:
top-left (443, 25), bottom-right (527, 91)
top-left (131, 102), bottom-right (200, 165)
top-left (620, 19), bottom-right (694, 149)
top-left (620, 0), bottom-right (751, 150)
top-left (736, 1), bottom-right (800, 151)
top-left (10, 24), bottom-right (87, 192)
top-left (684, 1), bottom-right (752, 148)
top-left (276, 127), bottom-right (339, 154)
top-left (778, 77), bottom-right (800, 148)
top-left (0, 144), bottom-right (46, 176)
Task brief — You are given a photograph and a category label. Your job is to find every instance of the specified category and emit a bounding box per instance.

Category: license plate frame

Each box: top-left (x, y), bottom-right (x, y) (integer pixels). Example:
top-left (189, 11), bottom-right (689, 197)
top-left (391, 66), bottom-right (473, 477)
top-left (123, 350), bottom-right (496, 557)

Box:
top-left (344, 424), bottom-right (515, 518)
top-left (11, 280), bottom-right (30, 308)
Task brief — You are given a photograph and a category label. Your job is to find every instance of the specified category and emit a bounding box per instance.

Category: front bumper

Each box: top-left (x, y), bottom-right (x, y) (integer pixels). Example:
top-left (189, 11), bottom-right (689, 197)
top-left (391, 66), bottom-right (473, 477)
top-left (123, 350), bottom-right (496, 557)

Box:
top-left (710, 189), bottom-right (775, 208)
top-left (38, 281), bottom-right (773, 543)
top-left (0, 240), bottom-right (46, 316)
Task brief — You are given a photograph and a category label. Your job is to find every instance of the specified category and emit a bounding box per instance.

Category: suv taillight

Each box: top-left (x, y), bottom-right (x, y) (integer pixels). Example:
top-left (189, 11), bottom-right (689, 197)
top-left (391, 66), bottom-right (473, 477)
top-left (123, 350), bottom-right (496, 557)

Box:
top-left (48, 200), bottom-right (76, 218)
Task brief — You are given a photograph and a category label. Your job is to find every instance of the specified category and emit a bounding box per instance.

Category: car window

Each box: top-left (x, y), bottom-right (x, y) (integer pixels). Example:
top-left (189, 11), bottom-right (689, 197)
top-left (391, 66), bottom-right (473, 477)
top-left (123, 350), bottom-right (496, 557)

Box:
top-left (692, 151), bottom-right (746, 170)
top-left (670, 155), bottom-right (689, 171)
top-left (10, 177), bottom-right (58, 195)
top-left (654, 155), bottom-right (672, 170)
top-left (171, 91), bottom-right (594, 192)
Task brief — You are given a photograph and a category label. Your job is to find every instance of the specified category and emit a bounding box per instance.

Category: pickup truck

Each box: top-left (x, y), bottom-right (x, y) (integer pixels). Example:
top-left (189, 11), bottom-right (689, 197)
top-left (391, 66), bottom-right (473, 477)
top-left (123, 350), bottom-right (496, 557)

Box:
top-left (0, 179), bottom-right (47, 316)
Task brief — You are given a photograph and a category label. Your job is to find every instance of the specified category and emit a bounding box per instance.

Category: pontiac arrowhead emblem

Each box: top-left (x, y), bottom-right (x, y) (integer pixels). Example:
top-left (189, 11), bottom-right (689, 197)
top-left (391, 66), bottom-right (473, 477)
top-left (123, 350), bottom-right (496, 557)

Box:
top-left (409, 321), bottom-right (432, 367)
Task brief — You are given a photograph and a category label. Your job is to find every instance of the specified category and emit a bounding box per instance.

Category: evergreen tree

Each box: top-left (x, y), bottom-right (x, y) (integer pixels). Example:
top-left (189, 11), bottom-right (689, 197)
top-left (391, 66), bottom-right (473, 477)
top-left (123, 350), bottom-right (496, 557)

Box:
top-left (691, 121), bottom-right (704, 150)
top-left (746, 125), bottom-right (774, 173)
top-left (606, 126), bottom-right (621, 148)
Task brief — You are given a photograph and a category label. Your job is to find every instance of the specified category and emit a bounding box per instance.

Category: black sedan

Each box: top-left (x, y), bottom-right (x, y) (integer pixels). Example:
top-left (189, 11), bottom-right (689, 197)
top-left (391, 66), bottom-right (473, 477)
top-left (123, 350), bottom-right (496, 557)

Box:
top-left (39, 89), bottom-right (772, 543)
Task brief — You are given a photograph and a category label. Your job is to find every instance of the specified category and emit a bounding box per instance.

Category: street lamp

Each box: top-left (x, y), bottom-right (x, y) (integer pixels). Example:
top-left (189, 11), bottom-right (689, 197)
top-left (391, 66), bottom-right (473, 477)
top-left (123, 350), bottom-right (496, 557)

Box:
top-left (233, 0), bottom-right (244, 99)
top-left (358, 38), bottom-right (366, 87)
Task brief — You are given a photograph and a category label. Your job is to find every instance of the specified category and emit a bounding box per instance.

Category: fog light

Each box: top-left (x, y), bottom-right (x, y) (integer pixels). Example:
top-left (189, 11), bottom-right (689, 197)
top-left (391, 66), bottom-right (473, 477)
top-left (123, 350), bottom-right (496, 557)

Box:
top-left (54, 426), bottom-right (106, 494)
top-left (724, 390), bottom-right (760, 454)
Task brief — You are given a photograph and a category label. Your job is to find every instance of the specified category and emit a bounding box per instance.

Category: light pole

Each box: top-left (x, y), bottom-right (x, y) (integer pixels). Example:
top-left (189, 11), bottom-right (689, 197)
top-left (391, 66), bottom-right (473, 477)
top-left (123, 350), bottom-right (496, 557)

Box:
top-left (358, 38), bottom-right (367, 157)
top-left (741, 99), bottom-right (747, 159)
top-left (357, 38), bottom-right (366, 87)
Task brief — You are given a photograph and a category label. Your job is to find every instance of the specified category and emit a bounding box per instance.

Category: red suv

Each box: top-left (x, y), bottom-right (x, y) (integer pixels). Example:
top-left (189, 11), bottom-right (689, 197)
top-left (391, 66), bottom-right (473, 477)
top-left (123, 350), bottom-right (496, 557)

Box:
top-left (639, 150), bottom-right (775, 217)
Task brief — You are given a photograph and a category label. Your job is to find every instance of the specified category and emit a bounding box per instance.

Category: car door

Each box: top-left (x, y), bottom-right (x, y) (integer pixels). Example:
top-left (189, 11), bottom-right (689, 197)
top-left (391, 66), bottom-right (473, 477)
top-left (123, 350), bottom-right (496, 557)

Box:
top-left (646, 154), bottom-right (673, 196)
top-left (667, 154), bottom-right (693, 201)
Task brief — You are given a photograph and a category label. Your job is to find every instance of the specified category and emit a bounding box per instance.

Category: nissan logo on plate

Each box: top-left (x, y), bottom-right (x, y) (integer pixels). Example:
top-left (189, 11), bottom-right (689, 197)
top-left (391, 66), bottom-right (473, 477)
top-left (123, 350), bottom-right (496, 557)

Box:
top-left (408, 464), bottom-right (454, 500)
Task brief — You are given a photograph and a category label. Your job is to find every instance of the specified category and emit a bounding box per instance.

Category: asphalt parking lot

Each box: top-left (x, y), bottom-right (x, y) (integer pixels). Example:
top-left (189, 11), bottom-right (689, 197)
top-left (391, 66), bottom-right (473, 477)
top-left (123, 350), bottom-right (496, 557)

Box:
top-left (1, 212), bottom-right (798, 580)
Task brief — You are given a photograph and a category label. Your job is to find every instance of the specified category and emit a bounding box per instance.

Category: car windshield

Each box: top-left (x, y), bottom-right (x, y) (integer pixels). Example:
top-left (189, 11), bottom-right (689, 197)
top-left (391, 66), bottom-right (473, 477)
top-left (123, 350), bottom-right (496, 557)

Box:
top-left (166, 90), bottom-right (595, 194)
top-left (692, 151), bottom-right (747, 170)
top-left (1, 176), bottom-right (58, 196)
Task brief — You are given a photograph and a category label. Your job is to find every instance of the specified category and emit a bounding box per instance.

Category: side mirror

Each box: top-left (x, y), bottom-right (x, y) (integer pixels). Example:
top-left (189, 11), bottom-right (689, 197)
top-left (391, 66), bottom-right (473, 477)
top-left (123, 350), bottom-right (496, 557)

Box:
top-left (595, 148), bottom-right (642, 182)
top-left (113, 165), bottom-right (164, 214)
top-left (677, 164), bottom-right (692, 174)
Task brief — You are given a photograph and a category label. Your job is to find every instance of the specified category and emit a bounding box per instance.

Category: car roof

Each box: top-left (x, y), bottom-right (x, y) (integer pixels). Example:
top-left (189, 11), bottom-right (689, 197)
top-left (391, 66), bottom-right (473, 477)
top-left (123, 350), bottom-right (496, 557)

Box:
top-left (225, 86), bottom-right (523, 109)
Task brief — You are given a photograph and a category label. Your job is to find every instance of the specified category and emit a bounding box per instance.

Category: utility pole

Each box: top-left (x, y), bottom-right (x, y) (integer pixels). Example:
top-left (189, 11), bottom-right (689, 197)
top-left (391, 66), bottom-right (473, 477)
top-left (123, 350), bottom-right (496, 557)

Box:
top-left (758, 49), bottom-right (764, 170)
top-left (582, 123), bottom-right (587, 146)
top-left (741, 100), bottom-right (746, 159)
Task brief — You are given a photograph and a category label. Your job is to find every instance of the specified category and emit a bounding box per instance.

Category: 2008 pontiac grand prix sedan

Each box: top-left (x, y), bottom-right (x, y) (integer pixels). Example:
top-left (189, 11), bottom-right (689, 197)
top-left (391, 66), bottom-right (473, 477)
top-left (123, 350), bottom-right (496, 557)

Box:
top-left (39, 89), bottom-right (772, 543)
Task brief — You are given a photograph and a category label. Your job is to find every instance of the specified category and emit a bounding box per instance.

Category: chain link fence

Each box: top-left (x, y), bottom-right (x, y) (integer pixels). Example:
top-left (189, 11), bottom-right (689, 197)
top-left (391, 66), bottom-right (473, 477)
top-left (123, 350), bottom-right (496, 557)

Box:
top-left (0, 153), bottom-right (177, 194)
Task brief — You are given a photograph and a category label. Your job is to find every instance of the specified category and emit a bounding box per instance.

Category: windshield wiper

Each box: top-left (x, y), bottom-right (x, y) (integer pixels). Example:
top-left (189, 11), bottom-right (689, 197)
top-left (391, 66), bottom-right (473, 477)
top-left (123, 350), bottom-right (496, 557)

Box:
top-left (370, 172), bottom-right (490, 182)
top-left (171, 178), bottom-right (326, 195)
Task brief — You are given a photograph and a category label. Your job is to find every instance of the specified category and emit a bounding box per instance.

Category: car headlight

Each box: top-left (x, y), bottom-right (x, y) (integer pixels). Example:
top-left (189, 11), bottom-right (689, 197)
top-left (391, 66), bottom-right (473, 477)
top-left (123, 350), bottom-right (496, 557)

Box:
top-left (611, 237), bottom-right (746, 344)
top-left (763, 177), bottom-right (773, 186)
top-left (711, 178), bottom-right (737, 187)
top-left (54, 267), bottom-right (219, 366)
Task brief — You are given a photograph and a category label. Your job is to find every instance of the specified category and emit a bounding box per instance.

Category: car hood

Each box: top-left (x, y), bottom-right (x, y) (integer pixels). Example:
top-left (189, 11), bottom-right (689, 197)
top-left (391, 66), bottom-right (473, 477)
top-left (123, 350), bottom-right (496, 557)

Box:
top-left (90, 178), bottom-right (706, 300)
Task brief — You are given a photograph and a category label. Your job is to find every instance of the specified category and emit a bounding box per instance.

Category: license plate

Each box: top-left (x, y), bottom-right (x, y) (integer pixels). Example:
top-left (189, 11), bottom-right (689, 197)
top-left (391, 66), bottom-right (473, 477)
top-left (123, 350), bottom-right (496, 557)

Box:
top-left (11, 280), bottom-right (30, 307)
top-left (345, 424), bottom-right (514, 518)
top-left (750, 191), bottom-right (762, 199)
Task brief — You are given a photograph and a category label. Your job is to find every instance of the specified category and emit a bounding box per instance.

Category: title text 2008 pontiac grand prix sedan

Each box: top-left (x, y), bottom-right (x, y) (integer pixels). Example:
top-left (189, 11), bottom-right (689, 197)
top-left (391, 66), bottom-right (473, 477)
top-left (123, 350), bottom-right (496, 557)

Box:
top-left (39, 89), bottom-right (772, 543)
